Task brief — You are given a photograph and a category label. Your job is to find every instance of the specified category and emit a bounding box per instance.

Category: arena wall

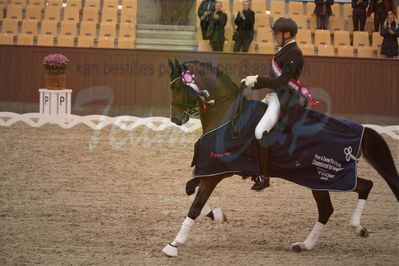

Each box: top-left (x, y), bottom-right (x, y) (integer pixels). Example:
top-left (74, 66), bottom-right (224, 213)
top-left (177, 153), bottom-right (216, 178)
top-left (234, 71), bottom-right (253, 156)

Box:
top-left (0, 45), bottom-right (398, 115)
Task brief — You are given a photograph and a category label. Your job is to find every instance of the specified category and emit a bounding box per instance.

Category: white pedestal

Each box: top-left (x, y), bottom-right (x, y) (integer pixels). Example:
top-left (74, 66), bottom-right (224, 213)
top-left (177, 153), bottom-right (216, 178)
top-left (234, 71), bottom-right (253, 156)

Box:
top-left (39, 88), bottom-right (72, 115)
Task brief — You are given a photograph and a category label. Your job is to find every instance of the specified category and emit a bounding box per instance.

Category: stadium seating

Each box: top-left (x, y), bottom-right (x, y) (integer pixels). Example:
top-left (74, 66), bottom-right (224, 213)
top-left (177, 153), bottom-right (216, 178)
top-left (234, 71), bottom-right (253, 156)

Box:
top-left (372, 32), bottom-right (383, 51)
top-left (357, 46), bottom-right (375, 58)
top-left (60, 20), bottom-right (77, 36)
top-left (317, 45), bottom-right (334, 56)
top-left (82, 7), bottom-right (99, 22)
top-left (353, 31), bottom-right (369, 47)
top-left (29, 0), bottom-right (45, 8)
top-left (2, 18), bottom-right (19, 35)
top-left (258, 42), bottom-right (275, 54)
top-left (101, 6), bottom-right (118, 23)
top-left (337, 45), bottom-right (354, 57)
top-left (298, 43), bottom-right (315, 56)
top-left (57, 34), bottom-right (75, 47)
top-left (77, 35), bottom-right (94, 47)
top-left (6, 4), bottom-right (23, 21)
top-left (80, 21), bottom-right (97, 37)
top-left (296, 29), bottom-right (312, 45)
top-left (251, 0), bottom-right (266, 14)
top-left (99, 22), bottom-right (116, 37)
top-left (85, 0), bottom-right (101, 9)
top-left (25, 5), bottom-right (42, 21)
top-left (103, 0), bottom-right (119, 9)
top-left (44, 5), bottom-right (62, 22)
top-left (333, 30), bottom-right (350, 48)
top-left (47, 0), bottom-right (63, 7)
top-left (37, 34), bottom-right (54, 46)
top-left (63, 6), bottom-right (80, 22)
top-left (41, 19), bottom-right (58, 35)
top-left (66, 0), bottom-right (81, 9)
top-left (288, 1), bottom-right (304, 16)
top-left (270, 1), bottom-right (286, 17)
top-left (21, 19), bottom-right (38, 36)
top-left (118, 36), bottom-right (135, 49)
top-left (9, 0), bottom-right (26, 8)
top-left (314, 29), bottom-right (331, 46)
top-left (98, 35), bottom-right (115, 48)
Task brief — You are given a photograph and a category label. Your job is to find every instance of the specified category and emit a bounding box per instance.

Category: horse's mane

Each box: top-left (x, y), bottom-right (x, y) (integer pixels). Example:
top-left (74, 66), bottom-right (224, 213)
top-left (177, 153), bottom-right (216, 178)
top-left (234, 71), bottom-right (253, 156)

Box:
top-left (183, 60), bottom-right (240, 92)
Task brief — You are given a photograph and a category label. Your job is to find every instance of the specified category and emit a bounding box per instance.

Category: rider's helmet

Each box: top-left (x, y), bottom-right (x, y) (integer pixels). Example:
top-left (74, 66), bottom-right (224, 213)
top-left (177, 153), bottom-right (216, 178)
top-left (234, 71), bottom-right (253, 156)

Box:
top-left (271, 17), bottom-right (298, 38)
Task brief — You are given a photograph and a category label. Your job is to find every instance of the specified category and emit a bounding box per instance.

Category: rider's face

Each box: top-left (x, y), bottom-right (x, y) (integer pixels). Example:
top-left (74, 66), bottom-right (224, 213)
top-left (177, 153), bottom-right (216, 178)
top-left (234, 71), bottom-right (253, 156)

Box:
top-left (273, 31), bottom-right (291, 47)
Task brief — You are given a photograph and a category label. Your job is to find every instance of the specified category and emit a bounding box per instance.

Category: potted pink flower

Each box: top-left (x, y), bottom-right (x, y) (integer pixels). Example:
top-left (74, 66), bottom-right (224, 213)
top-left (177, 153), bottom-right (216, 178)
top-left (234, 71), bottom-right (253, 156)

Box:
top-left (42, 54), bottom-right (69, 90)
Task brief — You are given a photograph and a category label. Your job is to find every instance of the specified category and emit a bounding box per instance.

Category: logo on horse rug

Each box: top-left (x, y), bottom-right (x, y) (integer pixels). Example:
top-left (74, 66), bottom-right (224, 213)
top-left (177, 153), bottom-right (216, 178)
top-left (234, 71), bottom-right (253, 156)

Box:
top-left (191, 99), bottom-right (364, 192)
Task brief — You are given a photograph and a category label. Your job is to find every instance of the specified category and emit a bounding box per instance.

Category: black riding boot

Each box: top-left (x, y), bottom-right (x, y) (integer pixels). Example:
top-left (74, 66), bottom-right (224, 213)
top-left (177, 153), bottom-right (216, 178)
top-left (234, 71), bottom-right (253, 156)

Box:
top-left (251, 132), bottom-right (270, 191)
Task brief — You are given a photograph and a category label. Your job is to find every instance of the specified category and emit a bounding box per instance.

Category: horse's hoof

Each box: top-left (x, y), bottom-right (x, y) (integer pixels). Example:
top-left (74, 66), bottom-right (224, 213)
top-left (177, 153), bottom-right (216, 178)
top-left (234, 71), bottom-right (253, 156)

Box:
top-left (291, 242), bottom-right (305, 253)
top-left (352, 225), bottom-right (369, 238)
top-left (162, 243), bottom-right (178, 257)
top-left (213, 208), bottom-right (227, 223)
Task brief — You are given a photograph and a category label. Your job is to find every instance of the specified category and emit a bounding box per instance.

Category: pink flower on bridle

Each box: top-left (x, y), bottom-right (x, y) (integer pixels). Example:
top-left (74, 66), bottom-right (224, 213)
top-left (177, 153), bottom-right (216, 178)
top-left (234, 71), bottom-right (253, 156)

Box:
top-left (181, 70), bottom-right (214, 112)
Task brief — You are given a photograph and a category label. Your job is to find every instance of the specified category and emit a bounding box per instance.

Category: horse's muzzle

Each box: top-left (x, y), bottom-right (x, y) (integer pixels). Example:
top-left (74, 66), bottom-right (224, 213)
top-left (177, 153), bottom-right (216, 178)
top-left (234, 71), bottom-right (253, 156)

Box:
top-left (171, 113), bottom-right (188, 126)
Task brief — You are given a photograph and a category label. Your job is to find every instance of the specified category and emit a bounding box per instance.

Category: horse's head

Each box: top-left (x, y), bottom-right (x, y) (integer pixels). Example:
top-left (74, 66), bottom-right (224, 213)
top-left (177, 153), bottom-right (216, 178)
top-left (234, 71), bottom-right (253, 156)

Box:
top-left (168, 59), bottom-right (202, 126)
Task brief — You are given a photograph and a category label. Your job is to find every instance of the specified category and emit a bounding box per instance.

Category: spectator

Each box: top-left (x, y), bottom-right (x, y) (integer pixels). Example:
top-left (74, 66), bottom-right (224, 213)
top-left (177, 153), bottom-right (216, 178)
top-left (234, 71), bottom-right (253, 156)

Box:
top-left (352, 0), bottom-right (369, 31)
top-left (314, 0), bottom-right (334, 30)
top-left (207, 1), bottom-right (227, 51)
top-left (380, 11), bottom-right (399, 57)
top-left (367, 0), bottom-right (396, 32)
top-left (198, 0), bottom-right (216, 40)
top-left (233, 0), bottom-right (255, 52)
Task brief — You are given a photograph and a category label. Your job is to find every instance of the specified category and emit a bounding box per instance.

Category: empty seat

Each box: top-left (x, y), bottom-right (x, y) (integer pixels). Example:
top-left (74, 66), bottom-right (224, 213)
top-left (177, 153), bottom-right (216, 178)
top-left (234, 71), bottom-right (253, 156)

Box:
top-left (333, 30), bottom-right (350, 48)
top-left (372, 32), bottom-right (383, 50)
top-left (6, 4), bottom-right (23, 20)
top-left (0, 4), bottom-right (3, 21)
top-left (256, 28), bottom-right (273, 43)
top-left (288, 1), bottom-right (304, 16)
top-left (82, 7), bottom-right (99, 22)
top-left (29, 0), bottom-right (45, 8)
top-left (353, 31), bottom-right (369, 47)
top-left (0, 33), bottom-right (14, 44)
top-left (314, 29), bottom-right (331, 46)
top-left (337, 45), bottom-right (354, 57)
top-left (329, 17), bottom-right (346, 32)
top-left (101, 6), bottom-right (118, 23)
top-left (118, 36), bottom-right (135, 48)
top-left (270, 1), bottom-right (286, 17)
top-left (25, 5), bottom-right (42, 20)
top-left (21, 19), bottom-right (38, 35)
top-left (98, 35), bottom-right (115, 48)
top-left (1, 19), bottom-right (19, 35)
top-left (298, 43), bottom-right (315, 56)
top-left (296, 29), bottom-right (312, 45)
top-left (121, 6), bottom-right (136, 23)
top-left (251, 0), bottom-right (266, 14)
top-left (342, 4), bottom-right (352, 18)
top-left (80, 21), bottom-right (97, 37)
top-left (9, 0), bottom-right (26, 7)
top-left (198, 39), bottom-right (212, 51)
top-left (122, 0), bottom-right (137, 8)
top-left (255, 13), bottom-right (270, 29)
top-left (47, 0), bottom-right (63, 7)
top-left (57, 34), bottom-right (75, 46)
top-left (317, 45), bottom-right (334, 56)
top-left (330, 3), bottom-right (340, 17)
top-left (66, 0), bottom-right (81, 9)
top-left (60, 20), bottom-right (77, 36)
top-left (17, 34), bottom-right (34, 45)
top-left (357, 46), bottom-right (375, 58)
top-left (232, 0), bottom-right (242, 15)
top-left (99, 21), bottom-right (116, 37)
top-left (37, 34), bottom-right (54, 45)
top-left (77, 35), bottom-right (94, 47)
top-left (44, 5), bottom-right (62, 21)
top-left (103, 0), bottom-right (119, 9)
top-left (85, 0), bottom-right (101, 9)
top-left (41, 19), bottom-right (57, 35)
top-left (258, 42), bottom-right (275, 54)
top-left (63, 6), bottom-right (80, 22)
top-left (292, 15), bottom-right (308, 29)
top-left (119, 22), bottom-right (135, 38)
top-left (219, 0), bottom-right (230, 13)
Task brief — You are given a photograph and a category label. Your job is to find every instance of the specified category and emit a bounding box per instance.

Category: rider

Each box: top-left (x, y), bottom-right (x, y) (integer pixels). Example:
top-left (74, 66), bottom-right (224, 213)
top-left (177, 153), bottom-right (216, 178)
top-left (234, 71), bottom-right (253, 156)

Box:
top-left (242, 17), bottom-right (305, 191)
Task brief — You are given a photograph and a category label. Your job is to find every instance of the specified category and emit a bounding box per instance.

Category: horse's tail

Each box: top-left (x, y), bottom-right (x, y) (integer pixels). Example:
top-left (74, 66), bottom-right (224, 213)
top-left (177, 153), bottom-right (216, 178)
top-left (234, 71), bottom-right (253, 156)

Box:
top-left (361, 127), bottom-right (399, 201)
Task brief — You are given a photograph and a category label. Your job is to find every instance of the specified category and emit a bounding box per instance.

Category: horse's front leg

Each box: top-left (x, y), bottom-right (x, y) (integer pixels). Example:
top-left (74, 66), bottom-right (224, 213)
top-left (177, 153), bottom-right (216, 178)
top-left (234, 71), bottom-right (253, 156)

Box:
top-left (186, 178), bottom-right (226, 223)
top-left (291, 190), bottom-right (334, 252)
top-left (162, 176), bottom-right (224, 257)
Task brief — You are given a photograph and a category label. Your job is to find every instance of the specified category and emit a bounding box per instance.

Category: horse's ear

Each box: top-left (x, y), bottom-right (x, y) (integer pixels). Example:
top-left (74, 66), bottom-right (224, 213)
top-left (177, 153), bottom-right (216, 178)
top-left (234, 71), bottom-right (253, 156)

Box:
top-left (168, 59), bottom-right (175, 73)
top-left (174, 59), bottom-right (181, 73)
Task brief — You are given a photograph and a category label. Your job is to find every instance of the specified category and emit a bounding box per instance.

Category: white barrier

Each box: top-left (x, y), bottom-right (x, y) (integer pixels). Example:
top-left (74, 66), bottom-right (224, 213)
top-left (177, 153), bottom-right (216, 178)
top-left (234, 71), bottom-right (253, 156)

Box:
top-left (0, 112), bottom-right (398, 139)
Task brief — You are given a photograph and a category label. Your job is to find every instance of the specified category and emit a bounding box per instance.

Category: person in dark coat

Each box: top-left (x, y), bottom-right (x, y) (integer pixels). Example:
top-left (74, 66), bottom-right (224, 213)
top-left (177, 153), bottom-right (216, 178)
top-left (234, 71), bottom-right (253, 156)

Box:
top-left (352, 0), bottom-right (369, 31)
top-left (241, 18), bottom-right (306, 191)
top-left (197, 0), bottom-right (216, 40)
top-left (314, 0), bottom-right (334, 29)
top-left (367, 0), bottom-right (396, 32)
top-left (380, 11), bottom-right (399, 57)
top-left (207, 1), bottom-right (227, 51)
top-left (233, 0), bottom-right (255, 52)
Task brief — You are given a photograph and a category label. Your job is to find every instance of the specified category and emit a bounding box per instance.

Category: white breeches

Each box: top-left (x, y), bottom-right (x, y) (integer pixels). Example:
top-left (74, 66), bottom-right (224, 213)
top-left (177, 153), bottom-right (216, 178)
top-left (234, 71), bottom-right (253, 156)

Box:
top-left (255, 92), bottom-right (280, 139)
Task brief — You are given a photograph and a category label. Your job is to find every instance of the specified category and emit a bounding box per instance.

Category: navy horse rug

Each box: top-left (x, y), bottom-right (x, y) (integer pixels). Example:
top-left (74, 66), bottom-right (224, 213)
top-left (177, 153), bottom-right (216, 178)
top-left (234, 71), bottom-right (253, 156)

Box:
top-left (192, 99), bottom-right (364, 191)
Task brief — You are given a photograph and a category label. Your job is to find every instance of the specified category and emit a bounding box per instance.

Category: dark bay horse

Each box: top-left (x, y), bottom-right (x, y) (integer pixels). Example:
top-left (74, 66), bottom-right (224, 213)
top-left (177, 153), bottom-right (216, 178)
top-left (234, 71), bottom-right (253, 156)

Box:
top-left (162, 59), bottom-right (399, 257)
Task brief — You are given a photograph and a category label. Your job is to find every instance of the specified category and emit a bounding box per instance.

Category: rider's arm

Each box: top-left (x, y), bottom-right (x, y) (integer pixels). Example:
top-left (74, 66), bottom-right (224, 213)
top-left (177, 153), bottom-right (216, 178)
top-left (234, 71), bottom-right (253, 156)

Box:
top-left (253, 50), bottom-right (303, 90)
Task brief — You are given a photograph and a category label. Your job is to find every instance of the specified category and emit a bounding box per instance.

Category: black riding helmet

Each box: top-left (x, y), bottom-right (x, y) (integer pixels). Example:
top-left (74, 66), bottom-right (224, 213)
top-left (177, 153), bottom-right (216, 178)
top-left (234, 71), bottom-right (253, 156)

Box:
top-left (272, 17), bottom-right (298, 38)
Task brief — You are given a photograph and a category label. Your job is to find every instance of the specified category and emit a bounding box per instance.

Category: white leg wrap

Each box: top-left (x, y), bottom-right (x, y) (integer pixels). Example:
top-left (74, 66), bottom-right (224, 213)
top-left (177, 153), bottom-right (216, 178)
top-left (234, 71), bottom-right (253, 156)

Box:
top-left (255, 92), bottom-right (280, 139)
top-left (188, 187), bottom-right (211, 217)
top-left (174, 217), bottom-right (195, 244)
top-left (303, 222), bottom-right (325, 250)
top-left (350, 199), bottom-right (366, 227)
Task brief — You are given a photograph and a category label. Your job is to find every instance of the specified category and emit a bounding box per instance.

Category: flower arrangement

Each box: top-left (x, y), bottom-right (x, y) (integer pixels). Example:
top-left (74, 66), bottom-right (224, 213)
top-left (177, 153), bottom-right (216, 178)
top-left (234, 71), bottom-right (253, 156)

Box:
top-left (42, 54), bottom-right (69, 70)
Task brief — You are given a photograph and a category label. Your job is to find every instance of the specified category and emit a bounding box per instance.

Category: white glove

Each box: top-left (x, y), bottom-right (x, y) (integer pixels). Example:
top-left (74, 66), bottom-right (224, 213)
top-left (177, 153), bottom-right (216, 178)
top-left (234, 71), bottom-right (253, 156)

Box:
top-left (241, 75), bottom-right (258, 87)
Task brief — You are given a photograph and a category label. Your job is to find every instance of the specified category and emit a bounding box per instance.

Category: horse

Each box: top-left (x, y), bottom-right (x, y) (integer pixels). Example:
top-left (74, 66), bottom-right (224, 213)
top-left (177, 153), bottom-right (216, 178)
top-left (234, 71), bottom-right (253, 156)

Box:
top-left (161, 59), bottom-right (399, 257)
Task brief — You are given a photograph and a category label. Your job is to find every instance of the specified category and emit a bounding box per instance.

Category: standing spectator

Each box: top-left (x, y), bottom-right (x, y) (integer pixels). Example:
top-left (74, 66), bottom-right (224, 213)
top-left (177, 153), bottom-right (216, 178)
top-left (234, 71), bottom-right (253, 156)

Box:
top-left (352, 0), bottom-right (369, 31)
top-left (233, 0), bottom-right (255, 52)
top-left (207, 1), bottom-right (227, 51)
top-left (380, 11), bottom-right (399, 57)
top-left (198, 0), bottom-right (216, 40)
top-left (367, 0), bottom-right (396, 32)
top-left (314, 0), bottom-right (334, 30)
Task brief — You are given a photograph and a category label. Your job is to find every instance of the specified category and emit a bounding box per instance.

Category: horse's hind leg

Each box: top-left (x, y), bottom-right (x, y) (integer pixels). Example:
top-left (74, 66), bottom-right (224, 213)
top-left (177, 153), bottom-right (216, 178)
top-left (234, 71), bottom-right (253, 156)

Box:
top-left (163, 176), bottom-right (224, 257)
top-left (291, 190), bottom-right (334, 252)
top-left (350, 177), bottom-right (373, 237)
top-left (186, 178), bottom-right (226, 223)
top-left (362, 127), bottom-right (399, 201)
